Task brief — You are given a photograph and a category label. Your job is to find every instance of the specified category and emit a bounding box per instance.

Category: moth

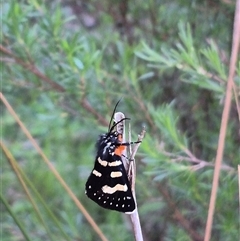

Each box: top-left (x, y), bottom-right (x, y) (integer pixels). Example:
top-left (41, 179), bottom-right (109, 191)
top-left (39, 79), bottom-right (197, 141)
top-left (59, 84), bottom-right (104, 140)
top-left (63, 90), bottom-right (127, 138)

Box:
top-left (85, 101), bottom-right (139, 213)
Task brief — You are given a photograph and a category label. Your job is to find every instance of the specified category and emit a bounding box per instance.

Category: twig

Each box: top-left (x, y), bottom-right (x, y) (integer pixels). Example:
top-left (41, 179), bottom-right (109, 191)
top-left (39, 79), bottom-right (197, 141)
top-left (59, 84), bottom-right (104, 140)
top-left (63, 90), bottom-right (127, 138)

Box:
top-left (158, 184), bottom-right (203, 241)
top-left (1, 92), bottom-right (109, 241)
top-left (162, 149), bottom-right (235, 172)
top-left (238, 165), bottom-right (240, 238)
top-left (0, 45), bottom-right (109, 126)
top-left (0, 45), bottom-right (65, 92)
top-left (204, 1), bottom-right (240, 240)
top-left (114, 112), bottom-right (145, 241)
top-left (81, 98), bottom-right (108, 126)
top-left (129, 128), bottom-right (146, 161)
top-left (128, 127), bottom-right (145, 241)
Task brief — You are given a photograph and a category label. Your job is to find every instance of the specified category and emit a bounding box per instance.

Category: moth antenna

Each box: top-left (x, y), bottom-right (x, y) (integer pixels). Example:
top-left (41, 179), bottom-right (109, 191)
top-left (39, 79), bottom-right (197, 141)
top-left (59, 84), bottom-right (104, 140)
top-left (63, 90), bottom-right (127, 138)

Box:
top-left (108, 98), bottom-right (122, 132)
top-left (108, 117), bottom-right (130, 134)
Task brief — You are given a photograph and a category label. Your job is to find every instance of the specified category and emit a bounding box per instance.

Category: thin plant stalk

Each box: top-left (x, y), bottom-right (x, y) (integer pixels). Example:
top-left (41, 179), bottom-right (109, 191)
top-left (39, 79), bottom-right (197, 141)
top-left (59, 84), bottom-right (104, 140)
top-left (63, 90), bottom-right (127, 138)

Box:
top-left (0, 92), bottom-right (109, 241)
top-left (114, 112), bottom-right (145, 241)
top-left (204, 1), bottom-right (240, 240)
top-left (0, 194), bottom-right (31, 241)
top-left (1, 141), bottom-right (71, 241)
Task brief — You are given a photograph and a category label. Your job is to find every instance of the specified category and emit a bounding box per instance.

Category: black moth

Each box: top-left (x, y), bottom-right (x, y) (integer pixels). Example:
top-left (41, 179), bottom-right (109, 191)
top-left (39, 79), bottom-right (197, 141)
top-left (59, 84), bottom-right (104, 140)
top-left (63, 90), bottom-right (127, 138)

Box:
top-left (85, 101), bottom-right (139, 213)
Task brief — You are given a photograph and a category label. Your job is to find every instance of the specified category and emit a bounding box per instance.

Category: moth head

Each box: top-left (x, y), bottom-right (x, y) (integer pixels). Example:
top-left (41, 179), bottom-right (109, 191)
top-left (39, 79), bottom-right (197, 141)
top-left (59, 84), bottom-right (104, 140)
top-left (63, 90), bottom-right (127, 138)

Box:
top-left (96, 132), bottom-right (120, 157)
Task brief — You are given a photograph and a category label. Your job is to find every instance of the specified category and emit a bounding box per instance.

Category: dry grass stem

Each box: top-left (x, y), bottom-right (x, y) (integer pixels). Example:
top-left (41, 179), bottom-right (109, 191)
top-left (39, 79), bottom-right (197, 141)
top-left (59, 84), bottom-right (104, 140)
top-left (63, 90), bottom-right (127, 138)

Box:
top-left (204, 1), bottom-right (240, 240)
top-left (1, 92), bottom-right (109, 241)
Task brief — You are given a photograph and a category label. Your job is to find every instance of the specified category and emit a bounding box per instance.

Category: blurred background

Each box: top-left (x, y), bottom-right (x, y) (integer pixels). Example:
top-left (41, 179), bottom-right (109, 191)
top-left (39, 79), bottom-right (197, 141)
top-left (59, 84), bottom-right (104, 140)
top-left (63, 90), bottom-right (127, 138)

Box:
top-left (1, 0), bottom-right (239, 240)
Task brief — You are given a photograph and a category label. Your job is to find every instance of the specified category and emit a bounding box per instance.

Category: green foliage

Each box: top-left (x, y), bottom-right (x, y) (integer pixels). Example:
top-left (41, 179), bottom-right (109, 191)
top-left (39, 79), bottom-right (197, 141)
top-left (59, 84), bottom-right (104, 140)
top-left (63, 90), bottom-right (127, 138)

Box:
top-left (2, 0), bottom-right (239, 241)
top-left (136, 23), bottom-right (227, 93)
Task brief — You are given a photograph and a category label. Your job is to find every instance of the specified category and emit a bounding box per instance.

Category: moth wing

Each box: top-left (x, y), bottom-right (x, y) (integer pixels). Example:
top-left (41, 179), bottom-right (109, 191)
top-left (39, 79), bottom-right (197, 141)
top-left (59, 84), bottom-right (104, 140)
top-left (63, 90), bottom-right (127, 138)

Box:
top-left (85, 155), bottom-right (135, 213)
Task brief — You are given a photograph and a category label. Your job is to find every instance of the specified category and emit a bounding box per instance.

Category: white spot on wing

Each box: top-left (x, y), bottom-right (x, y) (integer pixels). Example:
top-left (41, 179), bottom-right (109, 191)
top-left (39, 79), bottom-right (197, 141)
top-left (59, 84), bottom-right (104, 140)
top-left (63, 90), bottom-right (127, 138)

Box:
top-left (92, 169), bottom-right (102, 177)
top-left (108, 160), bottom-right (122, 166)
top-left (110, 171), bottom-right (122, 178)
top-left (102, 184), bottom-right (128, 194)
top-left (98, 157), bottom-right (108, 167)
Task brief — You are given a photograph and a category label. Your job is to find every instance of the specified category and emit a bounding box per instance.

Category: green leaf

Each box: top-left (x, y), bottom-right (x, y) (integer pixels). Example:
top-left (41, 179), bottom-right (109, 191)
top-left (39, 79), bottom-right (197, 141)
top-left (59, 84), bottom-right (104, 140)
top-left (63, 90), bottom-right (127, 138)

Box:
top-left (73, 57), bottom-right (84, 70)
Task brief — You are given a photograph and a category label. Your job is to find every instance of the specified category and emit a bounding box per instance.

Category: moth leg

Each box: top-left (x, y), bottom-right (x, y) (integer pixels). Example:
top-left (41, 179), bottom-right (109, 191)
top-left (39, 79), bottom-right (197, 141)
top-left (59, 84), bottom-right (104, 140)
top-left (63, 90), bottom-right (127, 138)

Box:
top-left (119, 141), bottom-right (141, 146)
